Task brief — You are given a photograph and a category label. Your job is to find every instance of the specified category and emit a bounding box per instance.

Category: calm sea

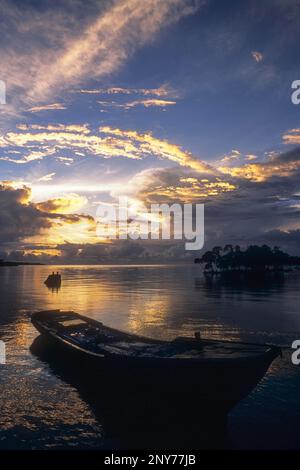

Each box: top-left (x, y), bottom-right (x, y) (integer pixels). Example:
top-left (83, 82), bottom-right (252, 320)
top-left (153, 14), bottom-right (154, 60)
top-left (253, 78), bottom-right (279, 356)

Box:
top-left (0, 264), bottom-right (300, 449)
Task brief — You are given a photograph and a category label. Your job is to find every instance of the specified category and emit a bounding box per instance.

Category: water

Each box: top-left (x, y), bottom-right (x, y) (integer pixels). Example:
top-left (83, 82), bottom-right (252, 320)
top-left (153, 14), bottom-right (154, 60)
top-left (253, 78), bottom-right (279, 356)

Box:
top-left (0, 264), bottom-right (300, 449)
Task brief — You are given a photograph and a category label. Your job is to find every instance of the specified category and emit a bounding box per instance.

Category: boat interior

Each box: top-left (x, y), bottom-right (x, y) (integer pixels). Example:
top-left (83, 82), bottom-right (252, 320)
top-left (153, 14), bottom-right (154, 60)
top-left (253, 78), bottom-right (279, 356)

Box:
top-left (33, 310), bottom-right (273, 360)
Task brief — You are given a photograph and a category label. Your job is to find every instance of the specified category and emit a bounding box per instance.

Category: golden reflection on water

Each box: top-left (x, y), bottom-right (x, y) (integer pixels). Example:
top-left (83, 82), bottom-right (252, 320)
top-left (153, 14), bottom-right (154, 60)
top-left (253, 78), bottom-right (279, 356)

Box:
top-left (12, 319), bottom-right (32, 348)
top-left (128, 296), bottom-right (170, 337)
top-left (1, 265), bottom-right (300, 449)
top-left (5, 265), bottom-right (300, 343)
top-left (0, 369), bottom-right (101, 435)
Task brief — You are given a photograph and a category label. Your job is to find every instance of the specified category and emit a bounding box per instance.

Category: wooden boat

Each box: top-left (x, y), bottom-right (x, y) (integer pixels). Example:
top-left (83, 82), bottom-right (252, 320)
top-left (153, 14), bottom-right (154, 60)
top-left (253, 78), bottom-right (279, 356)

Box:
top-left (44, 273), bottom-right (61, 287)
top-left (31, 310), bottom-right (281, 417)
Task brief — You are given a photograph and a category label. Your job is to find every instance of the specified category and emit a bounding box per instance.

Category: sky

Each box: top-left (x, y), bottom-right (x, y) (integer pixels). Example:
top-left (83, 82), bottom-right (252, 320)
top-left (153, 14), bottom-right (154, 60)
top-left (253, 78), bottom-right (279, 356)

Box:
top-left (0, 0), bottom-right (300, 263)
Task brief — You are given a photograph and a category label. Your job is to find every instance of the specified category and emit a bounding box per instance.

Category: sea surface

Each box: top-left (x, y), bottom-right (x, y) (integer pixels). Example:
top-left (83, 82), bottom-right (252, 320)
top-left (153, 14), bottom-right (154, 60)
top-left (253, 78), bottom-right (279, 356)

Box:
top-left (0, 264), bottom-right (300, 449)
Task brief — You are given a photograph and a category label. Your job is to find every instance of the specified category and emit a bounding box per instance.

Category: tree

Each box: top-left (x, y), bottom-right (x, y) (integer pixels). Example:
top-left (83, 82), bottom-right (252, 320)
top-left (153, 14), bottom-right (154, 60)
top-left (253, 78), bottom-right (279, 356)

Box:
top-left (196, 245), bottom-right (300, 273)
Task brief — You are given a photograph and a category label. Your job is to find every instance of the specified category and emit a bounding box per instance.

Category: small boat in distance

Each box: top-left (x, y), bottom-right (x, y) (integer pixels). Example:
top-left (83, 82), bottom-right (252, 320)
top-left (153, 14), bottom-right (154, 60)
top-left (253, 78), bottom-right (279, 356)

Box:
top-left (44, 272), bottom-right (61, 288)
top-left (31, 310), bottom-right (281, 416)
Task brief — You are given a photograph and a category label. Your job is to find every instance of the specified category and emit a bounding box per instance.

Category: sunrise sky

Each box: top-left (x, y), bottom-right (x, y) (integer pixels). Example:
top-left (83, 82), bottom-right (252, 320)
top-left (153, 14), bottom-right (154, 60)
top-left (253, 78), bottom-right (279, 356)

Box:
top-left (0, 0), bottom-right (300, 263)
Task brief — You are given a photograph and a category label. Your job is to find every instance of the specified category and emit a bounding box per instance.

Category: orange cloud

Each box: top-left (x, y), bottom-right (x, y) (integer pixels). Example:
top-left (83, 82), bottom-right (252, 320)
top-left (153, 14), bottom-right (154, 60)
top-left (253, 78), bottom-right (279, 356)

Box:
top-left (143, 179), bottom-right (236, 202)
top-left (282, 128), bottom-right (300, 145)
top-left (0, 124), bottom-right (213, 173)
top-left (36, 194), bottom-right (88, 214)
top-left (119, 168), bottom-right (236, 204)
top-left (0, 181), bottom-right (98, 247)
top-left (218, 152), bottom-right (300, 182)
top-left (100, 126), bottom-right (213, 173)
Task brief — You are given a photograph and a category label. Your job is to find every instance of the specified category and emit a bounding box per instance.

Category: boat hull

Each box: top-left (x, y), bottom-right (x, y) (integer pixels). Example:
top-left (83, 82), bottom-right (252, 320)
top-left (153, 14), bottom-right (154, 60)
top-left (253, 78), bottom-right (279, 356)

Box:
top-left (31, 310), bottom-right (280, 416)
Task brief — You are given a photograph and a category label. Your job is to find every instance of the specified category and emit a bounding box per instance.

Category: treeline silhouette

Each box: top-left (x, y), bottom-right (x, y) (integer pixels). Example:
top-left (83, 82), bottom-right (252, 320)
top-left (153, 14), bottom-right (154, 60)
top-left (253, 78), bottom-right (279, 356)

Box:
top-left (195, 245), bottom-right (300, 273)
top-left (0, 259), bottom-right (42, 266)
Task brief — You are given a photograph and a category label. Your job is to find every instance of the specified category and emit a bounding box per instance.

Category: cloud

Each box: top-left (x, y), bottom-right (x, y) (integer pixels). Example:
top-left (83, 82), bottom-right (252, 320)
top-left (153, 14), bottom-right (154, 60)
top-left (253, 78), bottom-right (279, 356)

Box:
top-left (36, 193), bottom-right (88, 214)
top-left (251, 50), bottom-right (263, 63)
top-left (28, 103), bottom-right (67, 113)
top-left (282, 128), bottom-right (300, 145)
top-left (215, 151), bottom-right (259, 167)
top-left (97, 98), bottom-right (177, 110)
top-left (37, 173), bottom-right (56, 182)
top-left (120, 167), bottom-right (236, 203)
top-left (0, 182), bottom-right (96, 247)
top-left (245, 154), bottom-right (258, 161)
top-left (2, 142), bottom-right (300, 261)
top-left (100, 126), bottom-right (213, 172)
top-left (16, 124), bottom-right (90, 134)
top-left (108, 147), bottom-right (300, 255)
top-left (0, 124), bottom-right (212, 172)
top-left (260, 229), bottom-right (300, 253)
top-left (217, 147), bottom-right (300, 182)
top-left (0, 182), bottom-right (53, 243)
top-left (120, 99), bottom-right (176, 109)
top-left (79, 84), bottom-right (172, 97)
top-left (218, 149), bottom-right (241, 165)
top-left (56, 156), bottom-right (74, 165)
top-left (0, 128), bottom-right (142, 161)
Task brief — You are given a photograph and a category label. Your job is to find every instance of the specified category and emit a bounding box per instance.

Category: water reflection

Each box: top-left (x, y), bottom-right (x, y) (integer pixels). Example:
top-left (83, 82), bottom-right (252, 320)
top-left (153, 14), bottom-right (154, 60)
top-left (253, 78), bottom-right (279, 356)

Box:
top-left (30, 335), bottom-right (230, 449)
top-left (45, 285), bottom-right (61, 294)
top-left (197, 271), bottom-right (286, 297)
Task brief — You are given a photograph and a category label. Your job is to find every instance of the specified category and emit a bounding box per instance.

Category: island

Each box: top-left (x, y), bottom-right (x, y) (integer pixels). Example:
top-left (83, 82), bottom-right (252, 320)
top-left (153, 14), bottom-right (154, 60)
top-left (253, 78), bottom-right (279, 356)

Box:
top-left (194, 245), bottom-right (300, 273)
top-left (0, 259), bottom-right (44, 266)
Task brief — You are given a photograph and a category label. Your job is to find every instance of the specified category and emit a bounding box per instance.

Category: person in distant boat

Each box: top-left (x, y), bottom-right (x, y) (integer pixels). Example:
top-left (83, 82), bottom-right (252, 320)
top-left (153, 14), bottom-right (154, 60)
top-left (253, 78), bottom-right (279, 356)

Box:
top-left (44, 271), bottom-right (61, 286)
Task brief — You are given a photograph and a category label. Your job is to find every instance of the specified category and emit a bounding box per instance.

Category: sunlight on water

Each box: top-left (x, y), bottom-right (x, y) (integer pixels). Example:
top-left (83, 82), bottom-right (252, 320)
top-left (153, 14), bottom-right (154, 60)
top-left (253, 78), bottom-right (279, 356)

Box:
top-left (0, 265), bottom-right (300, 449)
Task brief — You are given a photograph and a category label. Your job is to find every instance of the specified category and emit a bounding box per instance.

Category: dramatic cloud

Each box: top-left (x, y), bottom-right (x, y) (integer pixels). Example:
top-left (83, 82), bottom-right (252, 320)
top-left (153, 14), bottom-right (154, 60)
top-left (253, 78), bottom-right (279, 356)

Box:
top-left (0, 182), bottom-right (53, 243)
top-left (36, 194), bottom-right (88, 214)
top-left (2, 142), bottom-right (300, 261)
top-left (217, 148), bottom-right (300, 182)
top-left (121, 167), bottom-right (236, 203)
top-left (1, 1), bottom-right (300, 262)
top-left (100, 127), bottom-right (213, 172)
top-left (108, 147), bottom-right (300, 255)
top-left (0, 124), bottom-right (212, 172)
top-left (0, 182), bottom-right (96, 251)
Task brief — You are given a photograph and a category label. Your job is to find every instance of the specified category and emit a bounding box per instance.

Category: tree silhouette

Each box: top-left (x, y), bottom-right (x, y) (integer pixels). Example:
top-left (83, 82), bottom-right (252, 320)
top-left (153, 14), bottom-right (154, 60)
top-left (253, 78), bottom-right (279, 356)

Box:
top-left (195, 245), bottom-right (300, 273)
